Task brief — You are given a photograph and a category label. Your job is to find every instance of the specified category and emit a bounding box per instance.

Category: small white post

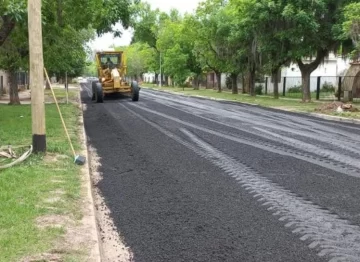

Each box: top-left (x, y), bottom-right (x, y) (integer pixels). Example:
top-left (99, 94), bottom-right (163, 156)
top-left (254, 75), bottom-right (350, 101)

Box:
top-left (159, 52), bottom-right (162, 88)
top-left (65, 71), bottom-right (68, 104)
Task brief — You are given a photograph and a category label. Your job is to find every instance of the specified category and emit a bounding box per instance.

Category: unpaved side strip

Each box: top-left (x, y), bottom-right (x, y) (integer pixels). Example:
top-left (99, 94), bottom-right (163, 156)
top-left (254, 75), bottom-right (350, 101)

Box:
top-left (80, 84), bottom-right (134, 262)
top-left (78, 93), bottom-right (102, 262)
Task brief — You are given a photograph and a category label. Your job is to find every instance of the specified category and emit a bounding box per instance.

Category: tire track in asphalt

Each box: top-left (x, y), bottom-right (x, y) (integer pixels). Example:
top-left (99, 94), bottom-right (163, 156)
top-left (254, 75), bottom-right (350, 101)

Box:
top-left (251, 127), bottom-right (360, 170)
top-left (119, 102), bottom-right (360, 262)
top-left (143, 90), bottom-right (360, 137)
top-left (143, 90), bottom-right (360, 153)
top-left (179, 129), bottom-right (360, 262)
top-left (138, 96), bottom-right (360, 165)
top-left (125, 102), bottom-right (360, 178)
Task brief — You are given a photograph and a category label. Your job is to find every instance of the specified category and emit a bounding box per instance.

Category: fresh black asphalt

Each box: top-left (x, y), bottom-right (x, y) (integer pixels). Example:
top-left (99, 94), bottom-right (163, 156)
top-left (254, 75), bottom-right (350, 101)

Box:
top-left (81, 83), bottom-right (360, 262)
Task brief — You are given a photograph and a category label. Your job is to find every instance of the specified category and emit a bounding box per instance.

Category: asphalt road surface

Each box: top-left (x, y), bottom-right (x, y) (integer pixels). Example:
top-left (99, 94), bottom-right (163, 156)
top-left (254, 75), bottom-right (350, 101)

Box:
top-left (81, 83), bottom-right (360, 262)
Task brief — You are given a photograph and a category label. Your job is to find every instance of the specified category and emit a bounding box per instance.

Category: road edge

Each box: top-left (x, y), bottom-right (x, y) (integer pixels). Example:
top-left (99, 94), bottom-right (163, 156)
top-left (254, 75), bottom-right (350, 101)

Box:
top-left (142, 87), bottom-right (360, 125)
top-left (77, 88), bottom-right (102, 262)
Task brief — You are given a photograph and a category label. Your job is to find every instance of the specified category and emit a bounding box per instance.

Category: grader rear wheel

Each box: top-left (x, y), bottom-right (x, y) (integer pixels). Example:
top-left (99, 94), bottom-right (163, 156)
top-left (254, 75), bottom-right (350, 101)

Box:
top-left (131, 81), bottom-right (139, 101)
top-left (94, 82), bottom-right (103, 103)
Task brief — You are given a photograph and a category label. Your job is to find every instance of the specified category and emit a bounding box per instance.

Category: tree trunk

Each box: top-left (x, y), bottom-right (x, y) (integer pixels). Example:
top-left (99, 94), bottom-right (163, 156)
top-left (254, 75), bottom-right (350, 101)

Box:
top-left (272, 68), bottom-right (279, 99)
top-left (154, 73), bottom-right (159, 85)
top-left (297, 49), bottom-right (327, 102)
top-left (242, 75), bottom-right (246, 94)
top-left (300, 69), bottom-right (311, 102)
top-left (193, 75), bottom-right (200, 90)
top-left (165, 75), bottom-right (169, 86)
top-left (231, 73), bottom-right (238, 94)
top-left (216, 72), bottom-right (222, 93)
top-left (249, 68), bottom-right (256, 96)
top-left (9, 71), bottom-right (20, 105)
top-left (0, 15), bottom-right (16, 47)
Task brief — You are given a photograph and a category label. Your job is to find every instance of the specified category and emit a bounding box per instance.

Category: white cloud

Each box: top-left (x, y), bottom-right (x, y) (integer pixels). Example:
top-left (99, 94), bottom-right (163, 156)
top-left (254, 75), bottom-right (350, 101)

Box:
top-left (88, 0), bottom-right (203, 50)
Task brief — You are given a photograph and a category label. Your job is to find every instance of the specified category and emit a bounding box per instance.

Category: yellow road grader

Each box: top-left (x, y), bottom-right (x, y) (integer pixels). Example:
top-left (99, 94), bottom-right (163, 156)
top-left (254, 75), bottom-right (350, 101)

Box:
top-left (92, 51), bottom-right (140, 103)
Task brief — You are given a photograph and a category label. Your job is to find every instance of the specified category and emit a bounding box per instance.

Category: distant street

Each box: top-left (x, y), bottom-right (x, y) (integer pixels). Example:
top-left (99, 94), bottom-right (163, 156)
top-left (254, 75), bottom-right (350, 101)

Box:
top-left (81, 83), bottom-right (360, 262)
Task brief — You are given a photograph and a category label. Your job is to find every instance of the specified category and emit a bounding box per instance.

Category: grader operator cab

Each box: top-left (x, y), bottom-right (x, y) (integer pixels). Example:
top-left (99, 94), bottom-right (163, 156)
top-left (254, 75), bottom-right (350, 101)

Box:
top-left (92, 51), bottom-right (140, 103)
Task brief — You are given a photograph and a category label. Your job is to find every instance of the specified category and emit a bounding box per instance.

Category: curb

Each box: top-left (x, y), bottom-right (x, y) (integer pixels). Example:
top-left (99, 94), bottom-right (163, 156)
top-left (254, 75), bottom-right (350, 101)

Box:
top-left (308, 112), bottom-right (360, 124)
top-left (77, 89), bottom-right (102, 262)
top-left (142, 87), bottom-right (360, 125)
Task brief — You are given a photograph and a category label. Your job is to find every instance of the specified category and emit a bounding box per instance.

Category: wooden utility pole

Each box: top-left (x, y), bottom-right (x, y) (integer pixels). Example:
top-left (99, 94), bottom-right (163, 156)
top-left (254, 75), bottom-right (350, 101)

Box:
top-left (28, 0), bottom-right (46, 153)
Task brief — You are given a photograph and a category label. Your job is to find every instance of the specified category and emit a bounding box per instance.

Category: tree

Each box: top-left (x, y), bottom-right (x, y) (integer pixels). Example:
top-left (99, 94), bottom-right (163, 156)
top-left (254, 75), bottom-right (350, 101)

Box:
top-left (276, 0), bottom-right (353, 102)
top-left (217, 5), bottom-right (247, 94)
top-left (180, 15), bottom-right (203, 89)
top-left (0, 22), bottom-right (28, 104)
top-left (162, 44), bottom-right (190, 85)
top-left (125, 42), bottom-right (155, 80)
top-left (130, 2), bottom-right (170, 83)
top-left (225, 0), bottom-right (262, 96)
top-left (83, 61), bottom-right (97, 77)
top-left (343, 2), bottom-right (360, 61)
top-left (43, 26), bottom-right (95, 80)
top-left (0, 1), bottom-right (26, 47)
top-left (194, 0), bottom-right (230, 93)
top-left (0, 0), bottom-right (134, 103)
top-left (230, 0), bottom-right (292, 98)
top-left (155, 11), bottom-right (200, 87)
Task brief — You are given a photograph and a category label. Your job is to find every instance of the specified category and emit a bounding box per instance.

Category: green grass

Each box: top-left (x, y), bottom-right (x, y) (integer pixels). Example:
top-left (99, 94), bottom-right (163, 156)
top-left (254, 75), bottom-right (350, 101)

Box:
top-left (0, 103), bottom-right (82, 262)
top-left (45, 87), bottom-right (79, 102)
top-left (142, 84), bottom-right (360, 119)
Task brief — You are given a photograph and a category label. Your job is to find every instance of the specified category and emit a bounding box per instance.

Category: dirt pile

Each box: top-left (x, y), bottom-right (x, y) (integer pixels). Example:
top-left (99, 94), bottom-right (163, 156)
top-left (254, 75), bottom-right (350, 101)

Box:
top-left (315, 102), bottom-right (359, 113)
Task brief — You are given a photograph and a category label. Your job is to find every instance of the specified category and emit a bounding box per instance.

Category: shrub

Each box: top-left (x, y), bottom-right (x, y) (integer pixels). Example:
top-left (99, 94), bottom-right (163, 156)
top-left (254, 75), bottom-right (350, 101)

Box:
top-left (321, 81), bottom-right (335, 92)
top-left (288, 85), bottom-right (302, 93)
top-left (255, 84), bottom-right (263, 95)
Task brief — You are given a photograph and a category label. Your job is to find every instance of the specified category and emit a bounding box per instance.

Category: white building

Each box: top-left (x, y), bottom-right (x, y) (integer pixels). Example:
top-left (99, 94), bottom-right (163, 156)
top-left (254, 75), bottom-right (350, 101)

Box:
top-left (141, 53), bottom-right (352, 93)
top-left (265, 53), bottom-right (351, 93)
top-left (143, 72), bottom-right (156, 83)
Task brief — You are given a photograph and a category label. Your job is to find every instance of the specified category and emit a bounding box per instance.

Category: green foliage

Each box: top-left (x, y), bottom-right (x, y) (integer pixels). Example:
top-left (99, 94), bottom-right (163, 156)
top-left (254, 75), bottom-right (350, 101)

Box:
top-left (321, 82), bottom-right (335, 93)
top-left (255, 84), bottom-right (263, 95)
top-left (342, 2), bottom-right (360, 60)
top-left (43, 26), bottom-right (94, 77)
top-left (2, 1), bottom-right (26, 22)
top-left (0, 22), bottom-right (28, 71)
top-left (0, 0), bottom-right (133, 77)
top-left (125, 0), bottom-right (356, 99)
top-left (288, 85), bottom-right (302, 93)
top-left (124, 42), bottom-right (156, 77)
top-left (82, 62), bottom-right (97, 77)
top-left (193, 0), bottom-right (231, 74)
top-left (163, 44), bottom-right (190, 84)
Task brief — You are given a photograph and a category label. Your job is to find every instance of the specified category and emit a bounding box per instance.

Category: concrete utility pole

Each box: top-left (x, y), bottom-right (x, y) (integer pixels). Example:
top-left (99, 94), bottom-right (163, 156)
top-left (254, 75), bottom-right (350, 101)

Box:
top-left (28, 0), bottom-right (46, 153)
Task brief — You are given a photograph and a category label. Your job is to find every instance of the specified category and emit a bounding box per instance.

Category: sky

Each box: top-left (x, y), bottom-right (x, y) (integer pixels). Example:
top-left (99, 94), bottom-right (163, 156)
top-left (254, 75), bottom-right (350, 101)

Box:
top-left (88, 0), bottom-right (203, 50)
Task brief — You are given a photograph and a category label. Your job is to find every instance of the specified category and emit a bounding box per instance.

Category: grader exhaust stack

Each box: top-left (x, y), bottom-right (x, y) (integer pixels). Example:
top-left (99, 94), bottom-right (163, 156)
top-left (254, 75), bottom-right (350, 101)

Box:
top-left (92, 51), bottom-right (140, 103)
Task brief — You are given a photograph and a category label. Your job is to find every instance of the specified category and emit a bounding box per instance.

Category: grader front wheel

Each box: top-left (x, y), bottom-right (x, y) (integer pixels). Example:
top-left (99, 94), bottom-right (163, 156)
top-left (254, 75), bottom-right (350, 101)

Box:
top-left (131, 81), bottom-right (140, 101)
top-left (94, 82), bottom-right (103, 103)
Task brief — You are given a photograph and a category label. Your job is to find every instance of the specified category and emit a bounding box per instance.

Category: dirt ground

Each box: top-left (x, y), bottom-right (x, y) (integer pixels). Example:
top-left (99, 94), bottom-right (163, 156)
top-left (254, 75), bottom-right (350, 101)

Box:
top-left (0, 85), bottom-right (80, 104)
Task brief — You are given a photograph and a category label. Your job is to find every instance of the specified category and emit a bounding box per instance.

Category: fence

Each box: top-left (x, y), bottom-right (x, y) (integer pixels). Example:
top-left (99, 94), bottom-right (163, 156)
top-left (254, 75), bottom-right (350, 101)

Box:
top-left (16, 71), bottom-right (28, 90)
top-left (258, 76), bottom-right (360, 101)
